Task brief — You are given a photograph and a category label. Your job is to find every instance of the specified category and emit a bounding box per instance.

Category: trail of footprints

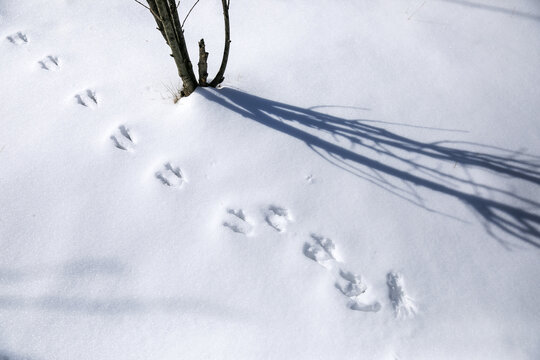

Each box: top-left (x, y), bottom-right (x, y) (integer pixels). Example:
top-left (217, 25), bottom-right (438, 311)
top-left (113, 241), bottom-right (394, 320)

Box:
top-left (6, 31), bottom-right (27, 44)
top-left (109, 128), bottom-right (186, 189)
top-left (304, 233), bottom-right (416, 317)
top-left (108, 124), bottom-right (186, 188)
top-left (222, 205), bottom-right (292, 235)
top-left (6, 31), bottom-right (187, 188)
top-left (8, 29), bottom-right (415, 318)
top-left (221, 207), bottom-right (415, 317)
top-left (5, 31), bottom-right (99, 109)
top-left (6, 32), bottom-right (185, 187)
top-left (304, 234), bottom-right (381, 312)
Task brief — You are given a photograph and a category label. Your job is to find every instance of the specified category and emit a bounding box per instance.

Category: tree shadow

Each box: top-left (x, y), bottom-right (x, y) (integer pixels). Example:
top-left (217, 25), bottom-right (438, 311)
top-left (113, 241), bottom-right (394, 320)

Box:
top-left (0, 350), bottom-right (39, 360)
top-left (441, 0), bottom-right (540, 23)
top-left (0, 295), bottom-right (241, 319)
top-left (199, 87), bottom-right (540, 249)
top-left (0, 258), bottom-right (243, 320)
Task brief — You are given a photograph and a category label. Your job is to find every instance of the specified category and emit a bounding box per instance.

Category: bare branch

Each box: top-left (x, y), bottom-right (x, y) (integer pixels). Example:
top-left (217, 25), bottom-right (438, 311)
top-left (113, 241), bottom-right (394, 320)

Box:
top-left (134, 0), bottom-right (150, 10)
top-left (182, 0), bottom-right (201, 28)
top-left (155, 0), bottom-right (198, 96)
top-left (133, 0), bottom-right (162, 20)
top-left (209, 0), bottom-right (231, 87)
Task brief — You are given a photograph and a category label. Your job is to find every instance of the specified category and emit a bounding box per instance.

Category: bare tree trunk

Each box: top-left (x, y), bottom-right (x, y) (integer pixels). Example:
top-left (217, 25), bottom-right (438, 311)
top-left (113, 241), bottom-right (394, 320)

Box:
top-left (209, 0), bottom-right (231, 87)
top-left (149, 0), bottom-right (198, 96)
top-left (146, 0), bottom-right (167, 44)
top-left (140, 0), bottom-right (231, 98)
top-left (198, 39), bottom-right (209, 86)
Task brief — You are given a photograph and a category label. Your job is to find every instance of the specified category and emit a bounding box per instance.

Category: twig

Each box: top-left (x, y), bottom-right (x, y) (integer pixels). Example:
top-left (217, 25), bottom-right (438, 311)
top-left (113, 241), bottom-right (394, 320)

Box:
top-left (134, 0), bottom-right (162, 20)
top-left (134, 0), bottom-right (150, 10)
top-left (182, 0), bottom-right (201, 28)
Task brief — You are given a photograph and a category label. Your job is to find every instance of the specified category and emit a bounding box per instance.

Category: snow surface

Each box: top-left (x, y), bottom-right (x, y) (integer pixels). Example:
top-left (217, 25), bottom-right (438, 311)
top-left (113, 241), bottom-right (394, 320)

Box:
top-left (1, 0), bottom-right (540, 359)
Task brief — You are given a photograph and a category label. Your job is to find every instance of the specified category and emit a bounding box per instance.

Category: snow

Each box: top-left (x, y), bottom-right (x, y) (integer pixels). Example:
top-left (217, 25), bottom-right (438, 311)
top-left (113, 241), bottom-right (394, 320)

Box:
top-left (1, 0), bottom-right (540, 359)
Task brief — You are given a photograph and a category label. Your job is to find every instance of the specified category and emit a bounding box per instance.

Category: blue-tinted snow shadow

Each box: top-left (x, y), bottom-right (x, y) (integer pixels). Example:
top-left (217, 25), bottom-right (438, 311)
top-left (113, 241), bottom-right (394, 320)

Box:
top-left (199, 87), bottom-right (540, 248)
top-left (0, 258), bottom-right (245, 320)
top-left (0, 295), bottom-right (242, 320)
top-left (441, 0), bottom-right (540, 23)
top-left (0, 350), bottom-right (40, 360)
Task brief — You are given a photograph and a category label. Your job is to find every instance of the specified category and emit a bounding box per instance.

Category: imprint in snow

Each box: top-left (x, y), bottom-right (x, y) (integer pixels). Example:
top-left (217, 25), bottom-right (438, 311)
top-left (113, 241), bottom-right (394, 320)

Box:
top-left (38, 55), bottom-right (60, 71)
top-left (303, 242), bottom-right (334, 268)
top-left (75, 89), bottom-right (98, 108)
top-left (6, 31), bottom-right (27, 44)
top-left (223, 222), bottom-right (245, 234)
top-left (311, 233), bottom-right (340, 261)
top-left (335, 269), bottom-right (367, 297)
top-left (265, 205), bottom-right (291, 232)
top-left (227, 208), bottom-right (246, 221)
top-left (387, 271), bottom-right (417, 319)
top-left (110, 125), bottom-right (135, 151)
top-left (223, 208), bottom-right (252, 235)
top-left (348, 300), bottom-right (381, 312)
top-left (155, 163), bottom-right (185, 187)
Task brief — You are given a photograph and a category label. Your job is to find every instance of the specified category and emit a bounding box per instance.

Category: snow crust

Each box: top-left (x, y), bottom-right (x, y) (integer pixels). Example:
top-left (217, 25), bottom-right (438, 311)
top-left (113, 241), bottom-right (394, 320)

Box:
top-left (1, 0), bottom-right (539, 359)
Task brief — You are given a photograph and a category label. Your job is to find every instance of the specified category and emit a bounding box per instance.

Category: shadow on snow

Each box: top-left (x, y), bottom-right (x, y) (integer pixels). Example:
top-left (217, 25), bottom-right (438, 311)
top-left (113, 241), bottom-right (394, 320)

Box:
top-left (442, 0), bottom-right (540, 22)
top-left (199, 87), bottom-right (540, 249)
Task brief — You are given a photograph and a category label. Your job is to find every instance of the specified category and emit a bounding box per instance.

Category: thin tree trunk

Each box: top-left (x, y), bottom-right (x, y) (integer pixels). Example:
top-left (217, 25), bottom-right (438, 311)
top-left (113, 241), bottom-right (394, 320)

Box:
top-left (151, 0), bottom-right (197, 96)
top-left (142, 0), bottom-right (231, 96)
top-left (209, 0), bottom-right (231, 87)
top-left (146, 0), bottom-right (167, 44)
top-left (167, 0), bottom-right (196, 83)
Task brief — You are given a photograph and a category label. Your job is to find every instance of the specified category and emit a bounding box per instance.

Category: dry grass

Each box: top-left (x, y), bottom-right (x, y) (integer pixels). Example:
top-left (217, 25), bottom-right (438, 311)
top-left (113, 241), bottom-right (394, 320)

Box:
top-left (163, 81), bottom-right (183, 103)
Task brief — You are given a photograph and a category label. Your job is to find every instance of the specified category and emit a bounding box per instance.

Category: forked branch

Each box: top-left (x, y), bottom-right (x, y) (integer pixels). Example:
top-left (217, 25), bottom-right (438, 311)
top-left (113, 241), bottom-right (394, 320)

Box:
top-left (137, 0), bottom-right (231, 98)
top-left (209, 0), bottom-right (231, 87)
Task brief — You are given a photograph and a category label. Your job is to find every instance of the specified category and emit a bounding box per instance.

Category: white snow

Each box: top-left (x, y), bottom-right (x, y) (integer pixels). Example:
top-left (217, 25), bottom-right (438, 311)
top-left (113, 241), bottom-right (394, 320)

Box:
top-left (1, 0), bottom-right (539, 359)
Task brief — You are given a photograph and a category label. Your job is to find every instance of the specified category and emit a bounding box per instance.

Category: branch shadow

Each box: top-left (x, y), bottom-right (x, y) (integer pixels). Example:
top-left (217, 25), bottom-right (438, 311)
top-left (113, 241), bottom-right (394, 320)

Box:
top-left (0, 295), bottom-right (241, 319)
top-left (0, 258), bottom-right (244, 320)
top-left (441, 0), bottom-right (540, 22)
top-left (0, 350), bottom-right (39, 360)
top-left (199, 87), bottom-right (540, 249)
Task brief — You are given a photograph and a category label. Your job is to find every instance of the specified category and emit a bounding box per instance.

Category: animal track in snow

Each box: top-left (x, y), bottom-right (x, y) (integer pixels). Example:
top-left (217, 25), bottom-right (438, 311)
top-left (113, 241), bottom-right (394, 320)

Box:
top-left (223, 208), bottom-right (252, 235)
top-left (75, 89), bottom-right (98, 108)
top-left (303, 234), bottom-right (380, 312)
top-left (335, 270), bottom-right (367, 297)
top-left (38, 55), bottom-right (60, 71)
top-left (110, 125), bottom-right (134, 151)
top-left (265, 205), bottom-right (292, 232)
top-left (303, 234), bottom-right (340, 268)
top-left (337, 270), bottom-right (381, 312)
top-left (387, 272), bottom-right (416, 319)
top-left (348, 301), bottom-right (382, 312)
top-left (155, 162), bottom-right (185, 187)
top-left (6, 32), bottom-right (27, 45)
top-left (312, 233), bottom-right (340, 261)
